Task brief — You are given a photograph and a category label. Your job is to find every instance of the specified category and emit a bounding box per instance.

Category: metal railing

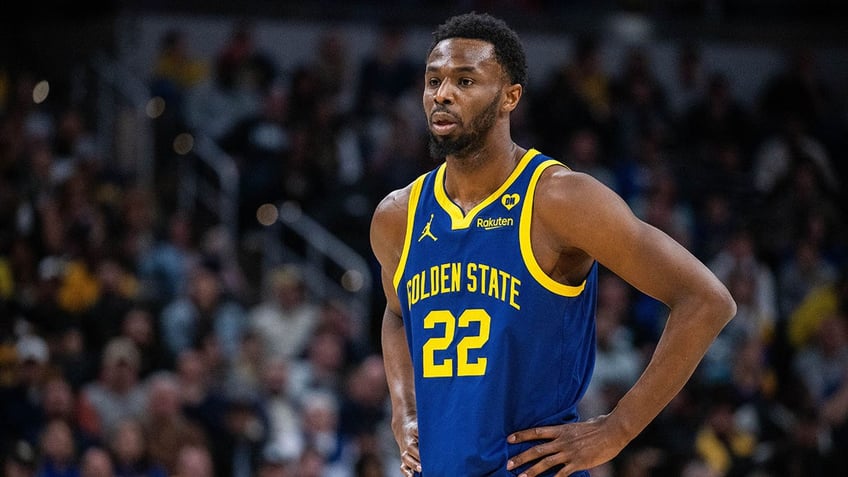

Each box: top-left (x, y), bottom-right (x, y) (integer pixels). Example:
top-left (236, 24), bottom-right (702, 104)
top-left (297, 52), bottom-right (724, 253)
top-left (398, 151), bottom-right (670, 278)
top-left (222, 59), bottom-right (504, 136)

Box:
top-left (91, 53), bottom-right (155, 190)
top-left (91, 53), bottom-right (240, 252)
top-left (177, 134), bottom-right (240, 248)
top-left (263, 201), bottom-right (374, 337)
top-left (92, 52), bottom-right (372, 336)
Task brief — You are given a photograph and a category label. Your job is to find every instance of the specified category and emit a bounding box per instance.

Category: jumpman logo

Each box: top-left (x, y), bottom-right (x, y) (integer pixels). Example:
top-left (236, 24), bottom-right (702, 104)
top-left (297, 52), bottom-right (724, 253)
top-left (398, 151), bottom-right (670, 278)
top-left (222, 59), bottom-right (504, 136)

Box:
top-left (418, 214), bottom-right (438, 242)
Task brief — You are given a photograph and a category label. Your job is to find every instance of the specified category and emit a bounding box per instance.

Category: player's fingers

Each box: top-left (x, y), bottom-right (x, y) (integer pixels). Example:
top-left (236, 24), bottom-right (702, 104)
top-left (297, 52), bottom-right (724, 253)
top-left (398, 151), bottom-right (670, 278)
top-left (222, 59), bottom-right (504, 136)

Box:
top-left (400, 450), bottom-right (422, 473)
top-left (506, 440), bottom-right (559, 471)
top-left (512, 452), bottom-right (568, 477)
top-left (404, 442), bottom-right (421, 461)
top-left (508, 425), bottom-right (561, 444)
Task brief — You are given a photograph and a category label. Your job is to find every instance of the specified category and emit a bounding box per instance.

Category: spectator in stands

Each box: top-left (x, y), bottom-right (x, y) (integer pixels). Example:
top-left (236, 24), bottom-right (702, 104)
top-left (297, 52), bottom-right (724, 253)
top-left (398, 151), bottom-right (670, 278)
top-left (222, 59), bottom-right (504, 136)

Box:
top-left (172, 444), bottom-right (214, 477)
top-left (680, 73), bottom-right (755, 156)
top-left (312, 28), bottom-right (355, 110)
top-left (248, 264), bottom-right (319, 360)
top-left (218, 84), bottom-right (291, 235)
top-left (159, 257), bottom-right (246, 362)
top-left (257, 444), bottom-right (295, 477)
top-left (213, 381), bottom-right (272, 477)
top-left (758, 47), bottom-right (832, 137)
top-left (79, 447), bottom-right (114, 477)
top-left (1, 334), bottom-right (51, 448)
top-left (702, 262), bottom-right (775, 384)
top-left (184, 19), bottom-right (274, 141)
top-left (142, 371), bottom-right (207, 475)
top-left (80, 257), bottom-right (136, 357)
top-left (40, 375), bottom-right (96, 453)
top-left (777, 237), bottom-right (839, 319)
top-left (288, 328), bottom-right (347, 402)
top-left (529, 33), bottom-right (604, 156)
top-left (298, 391), bottom-right (344, 472)
top-left (4, 439), bottom-right (38, 477)
top-left (119, 307), bottom-right (169, 378)
top-left (136, 212), bottom-right (198, 308)
top-left (149, 28), bottom-right (209, 126)
top-left (788, 270), bottom-right (848, 350)
top-left (766, 406), bottom-right (837, 476)
top-left (107, 418), bottom-right (167, 477)
top-left (611, 46), bottom-right (671, 158)
top-left (353, 22), bottom-right (418, 121)
top-left (292, 446), bottom-right (327, 477)
top-left (693, 386), bottom-right (758, 477)
top-left (630, 166), bottom-right (696, 251)
top-left (792, 311), bottom-right (848, 413)
top-left (708, 225), bottom-right (777, 330)
top-left (563, 128), bottom-right (616, 191)
top-left (752, 118), bottom-right (842, 262)
top-left (315, 298), bottom-right (369, 365)
top-left (77, 338), bottom-right (146, 442)
top-left (172, 349), bottom-right (214, 412)
top-left (259, 355), bottom-right (303, 466)
top-left (35, 418), bottom-right (79, 477)
top-left (51, 326), bottom-right (97, 391)
top-left (337, 354), bottom-right (388, 452)
top-left (569, 33), bottom-right (613, 124)
top-left (665, 41), bottom-right (707, 121)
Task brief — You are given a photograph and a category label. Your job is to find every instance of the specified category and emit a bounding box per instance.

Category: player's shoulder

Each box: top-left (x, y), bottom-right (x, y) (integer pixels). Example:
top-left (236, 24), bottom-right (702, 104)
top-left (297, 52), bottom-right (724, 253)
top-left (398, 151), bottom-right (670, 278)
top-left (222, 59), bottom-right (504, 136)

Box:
top-left (535, 163), bottom-right (609, 206)
top-left (370, 179), bottom-right (421, 260)
top-left (372, 182), bottom-right (415, 224)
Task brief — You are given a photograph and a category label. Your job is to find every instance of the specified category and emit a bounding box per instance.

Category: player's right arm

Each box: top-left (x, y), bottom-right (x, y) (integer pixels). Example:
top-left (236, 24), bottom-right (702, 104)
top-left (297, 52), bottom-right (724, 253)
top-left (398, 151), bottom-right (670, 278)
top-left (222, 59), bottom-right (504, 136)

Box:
top-left (371, 185), bottom-right (421, 476)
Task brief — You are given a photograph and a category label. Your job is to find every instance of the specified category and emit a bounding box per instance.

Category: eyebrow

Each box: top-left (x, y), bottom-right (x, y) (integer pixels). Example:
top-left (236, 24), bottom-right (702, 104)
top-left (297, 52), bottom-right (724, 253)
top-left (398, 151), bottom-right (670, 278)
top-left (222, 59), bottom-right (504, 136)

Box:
top-left (425, 65), bottom-right (481, 74)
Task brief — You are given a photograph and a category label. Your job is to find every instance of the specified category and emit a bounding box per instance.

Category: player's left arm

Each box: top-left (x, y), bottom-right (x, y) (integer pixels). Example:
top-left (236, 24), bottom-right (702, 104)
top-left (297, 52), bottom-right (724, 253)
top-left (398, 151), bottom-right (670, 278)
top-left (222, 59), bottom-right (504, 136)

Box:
top-left (507, 168), bottom-right (736, 476)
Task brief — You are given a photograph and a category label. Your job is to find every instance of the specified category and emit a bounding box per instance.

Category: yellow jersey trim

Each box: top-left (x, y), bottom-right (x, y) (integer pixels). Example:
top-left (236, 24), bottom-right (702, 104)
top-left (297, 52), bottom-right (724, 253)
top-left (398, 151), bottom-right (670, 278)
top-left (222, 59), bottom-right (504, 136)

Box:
top-left (519, 160), bottom-right (586, 297)
top-left (434, 149), bottom-right (540, 230)
top-left (393, 174), bottom-right (426, 290)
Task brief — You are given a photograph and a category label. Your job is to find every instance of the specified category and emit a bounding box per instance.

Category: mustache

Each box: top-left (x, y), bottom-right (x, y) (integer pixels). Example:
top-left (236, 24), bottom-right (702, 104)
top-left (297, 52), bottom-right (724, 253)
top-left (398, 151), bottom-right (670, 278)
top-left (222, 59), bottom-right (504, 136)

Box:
top-left (430, 105), bottom-right (460, 122)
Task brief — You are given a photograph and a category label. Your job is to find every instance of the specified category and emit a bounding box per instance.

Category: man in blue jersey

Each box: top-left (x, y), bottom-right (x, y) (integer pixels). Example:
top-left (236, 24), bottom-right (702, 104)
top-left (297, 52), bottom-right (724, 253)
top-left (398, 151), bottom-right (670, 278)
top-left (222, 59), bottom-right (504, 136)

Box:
top-left (370, 12), bottom-right (736, 477)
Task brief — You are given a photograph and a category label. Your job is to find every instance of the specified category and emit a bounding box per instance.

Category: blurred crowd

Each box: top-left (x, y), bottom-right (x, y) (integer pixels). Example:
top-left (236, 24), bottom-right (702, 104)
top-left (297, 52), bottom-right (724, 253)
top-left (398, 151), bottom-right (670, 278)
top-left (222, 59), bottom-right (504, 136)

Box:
top-left (1, 14), bottom-right (847, 477)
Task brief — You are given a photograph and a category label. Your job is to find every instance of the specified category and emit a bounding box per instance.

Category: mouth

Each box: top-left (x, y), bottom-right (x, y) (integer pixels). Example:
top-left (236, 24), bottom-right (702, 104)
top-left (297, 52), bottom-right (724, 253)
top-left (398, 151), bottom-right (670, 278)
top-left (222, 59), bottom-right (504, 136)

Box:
top-left (430, 111), bottom-right (460, 136)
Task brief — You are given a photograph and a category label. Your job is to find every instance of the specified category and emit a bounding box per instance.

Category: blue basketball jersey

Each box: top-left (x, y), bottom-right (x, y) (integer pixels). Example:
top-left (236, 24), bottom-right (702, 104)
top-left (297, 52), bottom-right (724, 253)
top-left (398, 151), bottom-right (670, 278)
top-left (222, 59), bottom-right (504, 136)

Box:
top-left (394, 149), bottom-right (598, 476)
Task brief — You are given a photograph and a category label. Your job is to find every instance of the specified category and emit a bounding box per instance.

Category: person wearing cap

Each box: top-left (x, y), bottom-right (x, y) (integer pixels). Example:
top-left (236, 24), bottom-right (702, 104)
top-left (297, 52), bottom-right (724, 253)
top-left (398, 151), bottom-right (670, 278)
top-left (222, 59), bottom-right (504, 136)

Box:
top-left (248, 263), bottom-right (320, 360)
top-left (77, 338), bottom-right (146, 441)
top-left (0, 335), bottom-right (51, 449)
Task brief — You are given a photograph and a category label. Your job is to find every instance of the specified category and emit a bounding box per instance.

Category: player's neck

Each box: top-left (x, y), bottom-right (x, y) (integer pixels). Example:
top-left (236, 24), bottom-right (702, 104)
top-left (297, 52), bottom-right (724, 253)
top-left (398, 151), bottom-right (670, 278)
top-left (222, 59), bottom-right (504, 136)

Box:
top-left (444, 139), bottom-right (525, 214)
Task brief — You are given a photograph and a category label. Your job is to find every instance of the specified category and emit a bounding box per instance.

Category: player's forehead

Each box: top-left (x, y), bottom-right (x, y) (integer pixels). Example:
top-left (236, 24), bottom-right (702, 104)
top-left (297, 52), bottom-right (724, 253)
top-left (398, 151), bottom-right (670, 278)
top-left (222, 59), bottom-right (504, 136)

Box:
top-left (426, 38), bottom-right (500, 73)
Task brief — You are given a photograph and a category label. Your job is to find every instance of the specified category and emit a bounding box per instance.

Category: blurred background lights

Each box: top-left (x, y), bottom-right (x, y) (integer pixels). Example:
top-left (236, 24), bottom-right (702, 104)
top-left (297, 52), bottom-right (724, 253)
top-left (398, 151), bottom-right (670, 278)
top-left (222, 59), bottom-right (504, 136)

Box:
top-left (256, 203), bottom-right (279, 226)
top-left (32, 80), bottom-right (50, 104)
top-left (146, 96), bottom-right (166, 118)
top-left (341, 269), bottom-right (364, 292)
top-left (172, 132), bottom-right (194, 155)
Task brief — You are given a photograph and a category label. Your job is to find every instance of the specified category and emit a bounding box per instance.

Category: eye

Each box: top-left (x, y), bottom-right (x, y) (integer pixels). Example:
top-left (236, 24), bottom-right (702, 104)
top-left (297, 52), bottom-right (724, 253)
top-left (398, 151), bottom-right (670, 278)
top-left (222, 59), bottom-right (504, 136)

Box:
top-left (428, 78), bottom-right (441, 88)
top-left (459, 78), bottom-right (474, 86)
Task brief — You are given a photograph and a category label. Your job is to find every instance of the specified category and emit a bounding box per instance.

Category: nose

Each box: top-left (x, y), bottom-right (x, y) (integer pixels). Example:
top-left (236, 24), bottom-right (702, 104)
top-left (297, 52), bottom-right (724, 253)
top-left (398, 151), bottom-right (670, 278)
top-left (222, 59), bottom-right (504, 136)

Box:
top-left (433, 81), bottom-right (453, 105)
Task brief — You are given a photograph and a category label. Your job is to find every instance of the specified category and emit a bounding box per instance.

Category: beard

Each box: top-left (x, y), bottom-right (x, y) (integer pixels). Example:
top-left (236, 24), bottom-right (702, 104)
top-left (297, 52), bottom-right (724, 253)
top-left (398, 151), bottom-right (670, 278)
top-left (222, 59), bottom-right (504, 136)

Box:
top-left (428, 93), bottom-right (500, 160)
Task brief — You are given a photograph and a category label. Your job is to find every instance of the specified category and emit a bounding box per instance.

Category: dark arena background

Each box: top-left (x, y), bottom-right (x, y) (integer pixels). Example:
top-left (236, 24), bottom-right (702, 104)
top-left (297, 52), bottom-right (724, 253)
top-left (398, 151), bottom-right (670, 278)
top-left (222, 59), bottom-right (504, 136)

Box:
top-left (2, 1), bottom-right (847, 476)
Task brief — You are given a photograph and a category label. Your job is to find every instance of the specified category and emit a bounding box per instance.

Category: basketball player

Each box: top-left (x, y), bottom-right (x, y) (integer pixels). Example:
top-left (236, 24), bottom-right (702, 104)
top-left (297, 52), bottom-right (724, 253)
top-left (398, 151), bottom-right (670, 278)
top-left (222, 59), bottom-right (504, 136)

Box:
top-left (370, 12), bottom-right (736, 477)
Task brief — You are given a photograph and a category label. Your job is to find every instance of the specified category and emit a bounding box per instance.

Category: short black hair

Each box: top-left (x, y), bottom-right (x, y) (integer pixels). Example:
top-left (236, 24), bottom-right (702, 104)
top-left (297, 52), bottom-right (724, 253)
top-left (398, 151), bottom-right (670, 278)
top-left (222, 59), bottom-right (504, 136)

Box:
top-left (429, 12), bottom-right (528, 87)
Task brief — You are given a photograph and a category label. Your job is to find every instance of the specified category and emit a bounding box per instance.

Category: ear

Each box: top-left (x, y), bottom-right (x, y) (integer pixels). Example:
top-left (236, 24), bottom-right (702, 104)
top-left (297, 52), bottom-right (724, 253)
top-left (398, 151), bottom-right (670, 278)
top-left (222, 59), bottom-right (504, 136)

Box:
top-left (501, 83), bottom-right (523, 113)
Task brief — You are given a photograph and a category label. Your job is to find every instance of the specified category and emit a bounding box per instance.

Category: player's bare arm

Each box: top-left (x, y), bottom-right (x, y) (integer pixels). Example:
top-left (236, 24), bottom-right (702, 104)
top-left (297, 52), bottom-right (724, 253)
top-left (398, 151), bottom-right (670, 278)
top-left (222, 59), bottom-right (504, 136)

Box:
top-left (506, 167), bottom-right (737, 476)
top-left (370, 185), bottom-right (422, 476)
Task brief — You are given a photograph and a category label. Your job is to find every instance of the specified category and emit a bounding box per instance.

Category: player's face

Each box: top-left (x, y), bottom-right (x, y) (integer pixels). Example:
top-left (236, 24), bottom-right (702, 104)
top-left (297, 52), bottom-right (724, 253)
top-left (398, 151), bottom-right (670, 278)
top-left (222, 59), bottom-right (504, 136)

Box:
top-left (423, 38), bottom-right (507, 158)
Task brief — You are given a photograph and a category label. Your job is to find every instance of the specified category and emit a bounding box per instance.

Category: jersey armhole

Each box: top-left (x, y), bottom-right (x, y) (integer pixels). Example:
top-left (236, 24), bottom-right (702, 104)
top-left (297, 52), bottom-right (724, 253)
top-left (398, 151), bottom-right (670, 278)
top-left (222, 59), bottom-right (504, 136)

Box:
top-left (518, 160), bottom-right (587, 297)
top-left (392, 174), bottom-right (426, 290)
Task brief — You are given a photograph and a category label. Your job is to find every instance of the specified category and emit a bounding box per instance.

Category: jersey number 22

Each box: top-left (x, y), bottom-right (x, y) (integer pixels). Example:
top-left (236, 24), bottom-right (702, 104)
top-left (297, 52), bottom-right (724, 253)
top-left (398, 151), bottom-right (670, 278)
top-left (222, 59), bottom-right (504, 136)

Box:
top-left (422, 309), bottom-right (491, 378)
